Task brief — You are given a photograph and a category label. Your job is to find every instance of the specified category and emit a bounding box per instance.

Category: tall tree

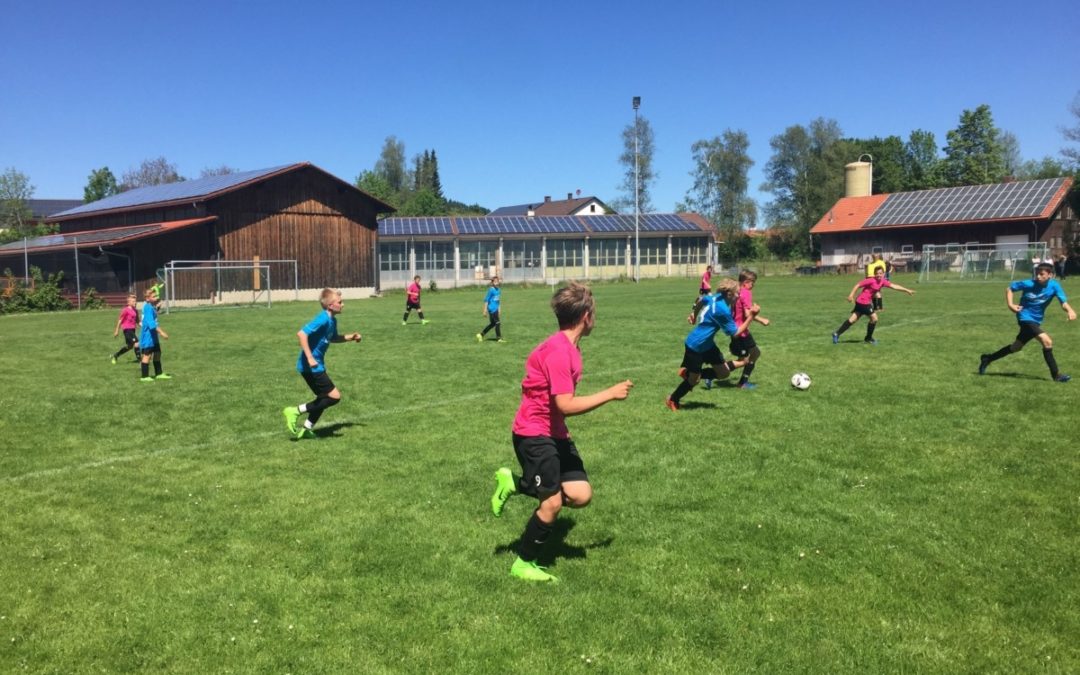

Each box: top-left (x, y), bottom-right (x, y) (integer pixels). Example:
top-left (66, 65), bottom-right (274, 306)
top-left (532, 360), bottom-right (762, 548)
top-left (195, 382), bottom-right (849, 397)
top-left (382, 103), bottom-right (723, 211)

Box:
top-left (843, 135), bottom-right (908, 194)
top-left (680, 130), bottom-right (757, 241)
top-left (375, 136), bottom-right (407, 193)
top-left (942, 104), bottom-right (1006, 186)
top-left (999, 131), bottom-right (1022, 177)
top-left (120, 156), bottom-right (184, 191)
top-left (84, 166), bottom-right (119, 203)
top-left (0, 168), bottom-right (35, 239)
top-left (903, 130), bottom-right (942, 190)
top-left (355, 170), bottom-right (398, 209)
top-left (1061, 92), bottom-right (1080, 170)
top-left (1015, 156), bottom-right (1069, 180)
top-left (428, 150), bottom-right (444, 200)
top-left (615, 115), bottom-right (656, 213)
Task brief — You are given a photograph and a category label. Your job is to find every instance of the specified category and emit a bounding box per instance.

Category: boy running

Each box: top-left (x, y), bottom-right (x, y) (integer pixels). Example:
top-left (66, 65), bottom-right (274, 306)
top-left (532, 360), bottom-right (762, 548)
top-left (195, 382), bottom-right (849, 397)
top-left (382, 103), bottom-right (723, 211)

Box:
top-left (865, 253), bottom-right (887, 311)
top-left (490, 282), bottom-right (633, 583)
top-left (698, 264), bottom-right (713, 299)
top-left (978, 262), bottom-right (1075, 382)
top-left (111, 294), bottom-right (141, 364)
top-left (666, 278), bottom-right (755, 410)
top-left (476, 276), bottom-right (504, 342)
top-left (138, 288), bottom-right (170, 382)
top-left (832, 267), bottom-right (914, 345)
top-left (402, 275), bottom-right (429, 325)
top-left (729, 270), bottom-right (770, 390)
top-left (283, 288), bottom-right (362, 439)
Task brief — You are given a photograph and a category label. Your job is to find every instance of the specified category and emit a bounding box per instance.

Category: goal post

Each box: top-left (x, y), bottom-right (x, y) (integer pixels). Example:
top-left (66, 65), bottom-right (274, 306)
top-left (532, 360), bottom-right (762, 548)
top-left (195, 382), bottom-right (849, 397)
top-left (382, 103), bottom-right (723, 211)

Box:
top-left (159, 259), bottom-right (298, 312)
top-left (918, 242), bottom-right (1049, 283)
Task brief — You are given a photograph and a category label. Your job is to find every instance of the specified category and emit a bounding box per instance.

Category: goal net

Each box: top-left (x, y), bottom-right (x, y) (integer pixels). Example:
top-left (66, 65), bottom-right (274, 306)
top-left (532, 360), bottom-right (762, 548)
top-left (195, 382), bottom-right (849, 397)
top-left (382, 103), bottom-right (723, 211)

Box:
top-left (917, 243), bottom-right (1049, 283)
top-left (158, 259), bottom-right (298, 312)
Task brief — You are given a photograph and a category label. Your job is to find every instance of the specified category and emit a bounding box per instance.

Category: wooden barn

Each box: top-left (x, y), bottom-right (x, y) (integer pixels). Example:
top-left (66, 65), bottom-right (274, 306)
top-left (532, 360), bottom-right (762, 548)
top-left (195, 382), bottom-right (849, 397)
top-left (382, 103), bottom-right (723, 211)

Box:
top-left (0, 163), bottom-right (391, 303)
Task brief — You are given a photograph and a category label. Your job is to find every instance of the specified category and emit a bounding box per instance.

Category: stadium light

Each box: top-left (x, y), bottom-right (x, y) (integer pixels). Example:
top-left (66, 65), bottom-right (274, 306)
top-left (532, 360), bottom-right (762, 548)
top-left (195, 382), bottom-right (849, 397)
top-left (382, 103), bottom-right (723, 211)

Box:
top-left (632, 96), bottom-right (641, 283)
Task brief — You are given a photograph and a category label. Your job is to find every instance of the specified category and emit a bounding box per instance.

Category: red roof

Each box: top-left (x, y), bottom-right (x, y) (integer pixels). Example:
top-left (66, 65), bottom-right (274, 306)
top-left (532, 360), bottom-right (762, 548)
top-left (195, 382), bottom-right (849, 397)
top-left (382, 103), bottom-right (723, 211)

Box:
top-left (0, 217), bottom-right (218, 257)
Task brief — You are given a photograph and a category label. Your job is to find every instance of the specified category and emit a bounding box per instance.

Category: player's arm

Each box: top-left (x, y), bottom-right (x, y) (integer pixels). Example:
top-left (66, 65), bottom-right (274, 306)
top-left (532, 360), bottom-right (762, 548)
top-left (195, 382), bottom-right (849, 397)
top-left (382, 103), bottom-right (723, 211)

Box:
top-left (331, 332), bottom-right (362, 343)
top-left (888, 282), bottom-right (915, 296)
top-left (753, 313), bottom-right (770, 326)
top-left (113, 315), bottom-right (121, 337)
top-left (553, 380), bottom-right (633, 417)
top-left (687, 297), bottom-right (706, 324)
top-left (847, 282), bottom-right (862, 302)
top-left (1005, 286), bottom-right (1021, 313)
top-left (297, 330), bottom-right (318, 367)
top-left (157, 326), bottom-right (169, 340)
top-left (1061, 301), bottom-right (1077, 321)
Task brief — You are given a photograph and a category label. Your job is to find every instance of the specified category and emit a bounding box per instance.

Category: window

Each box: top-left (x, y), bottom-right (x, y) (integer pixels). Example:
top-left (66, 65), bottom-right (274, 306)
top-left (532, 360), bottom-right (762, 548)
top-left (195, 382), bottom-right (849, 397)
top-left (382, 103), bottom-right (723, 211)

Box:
top-left (460, 240), bottom-right (498, 270)
top-left (900, 245), bottom-right (914, 255)
top-left (415, 241), bottom-right (454, 271)
top-left (546, 239), bottom-right (583, 268)
top-left (636, 237), bottom-right (666, 265)
top-left (503, 240), bottom-right (542, 269)
top-left (872, 245), bottom-right (884, 254)
top-left (589, 238), bottom-right (626, 267)
top-left (379, 242), bottom-right (408, 272)
top-left (672, 236), bottom-right (707, 264)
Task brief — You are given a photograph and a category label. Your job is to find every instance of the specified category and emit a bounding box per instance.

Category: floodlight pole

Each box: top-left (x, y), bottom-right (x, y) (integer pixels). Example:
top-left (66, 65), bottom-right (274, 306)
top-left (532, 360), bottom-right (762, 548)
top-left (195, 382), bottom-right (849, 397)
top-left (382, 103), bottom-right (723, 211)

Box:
top-left (633, 96), bottom-right (641, 283)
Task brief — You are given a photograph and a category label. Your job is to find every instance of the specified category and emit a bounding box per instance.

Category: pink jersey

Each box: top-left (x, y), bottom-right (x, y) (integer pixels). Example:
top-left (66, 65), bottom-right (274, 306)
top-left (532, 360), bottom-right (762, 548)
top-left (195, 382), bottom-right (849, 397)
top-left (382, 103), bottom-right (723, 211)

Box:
top-left (118, 305), bottom-right (138, 330)
top-left (733, 287), bottom-right (753, 337)
top-left (700, 268), bottom-right (712, 291)
top-left (855, 277), bottom-right (891, 304)
top-left (512, 331), bottom-right (582, 439)
top-left (407, 281), bottom-right (421, 303)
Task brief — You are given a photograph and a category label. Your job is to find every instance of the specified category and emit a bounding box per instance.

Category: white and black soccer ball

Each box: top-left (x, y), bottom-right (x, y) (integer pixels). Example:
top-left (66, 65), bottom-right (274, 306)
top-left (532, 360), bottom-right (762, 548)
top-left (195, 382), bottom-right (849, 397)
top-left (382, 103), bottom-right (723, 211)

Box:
top-left (790, 372), bottom-right (812, 390)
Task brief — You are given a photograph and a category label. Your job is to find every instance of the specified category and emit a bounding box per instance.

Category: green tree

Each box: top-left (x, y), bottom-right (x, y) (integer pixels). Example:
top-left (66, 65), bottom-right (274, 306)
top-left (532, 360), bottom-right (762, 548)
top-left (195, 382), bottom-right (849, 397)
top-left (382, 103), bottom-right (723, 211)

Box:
top-left (84, 167), bottom-right (119, 203)
top-left (120, 156), bottom-right (184, 191)
top-left (375, 136), bottom-right (408, 193)
top-left (680, 130), bottom-right (757, 243)
top-left (1061, 92), bottom-right (1080, 170)
top-left (1015, 156), bottom-right (1070, 180)
top-left (844, 136), bottom-right (908, 194)
top-left (428, 150), bottom-right (444, 200)
top-left (0, 168), bottom-right (35, 237)
top-left (615, 115), bottom-right (656, 213)
top-left (396, 189), bottom-right (445, 217)
top-left (903, 130), bottom-right (942, 190)
top-left (355, 170), bottom-right (398, 210)
top-left (942, 104), bottom-right (1006, 186)
top-left (999, 130), bottom-right (1022, 177)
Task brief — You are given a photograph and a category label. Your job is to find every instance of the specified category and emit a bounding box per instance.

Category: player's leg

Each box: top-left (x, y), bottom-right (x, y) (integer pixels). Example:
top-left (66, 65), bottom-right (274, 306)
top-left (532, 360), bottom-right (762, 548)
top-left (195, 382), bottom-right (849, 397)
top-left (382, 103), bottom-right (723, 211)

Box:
top-left (509, 437), bottom-right (560, 582)
top-left (1035, 331), bottom-right (1068, 381)
top-left (739, 344), bottom-right (761, 388)
top-left (834, 310), bottom-right (859, 342)
top-left (418, 304), bottom-right (428, 324)
top-left (981, 325), bottom-right (1034, 373)
top-left (864, 313), bottom-right (878, 344)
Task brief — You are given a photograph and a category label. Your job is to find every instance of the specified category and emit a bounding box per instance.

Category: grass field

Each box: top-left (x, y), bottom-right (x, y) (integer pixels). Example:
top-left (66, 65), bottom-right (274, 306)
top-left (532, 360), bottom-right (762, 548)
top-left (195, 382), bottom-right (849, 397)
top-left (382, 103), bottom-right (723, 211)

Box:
top-left (1, 274), bottom-right (1078, 673)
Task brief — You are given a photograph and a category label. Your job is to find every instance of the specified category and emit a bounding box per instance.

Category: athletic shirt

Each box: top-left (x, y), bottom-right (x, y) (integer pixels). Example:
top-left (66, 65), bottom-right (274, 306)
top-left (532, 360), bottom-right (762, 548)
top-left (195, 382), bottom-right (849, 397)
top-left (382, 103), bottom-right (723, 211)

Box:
top-left (866, 260), bottom-right (886, 278)
top-left (296, 310), bottom-right (337, 374)
top-left (407, 281), bottom-right (421, 304)
top-left (485, 286), bottom-right (501, 314)
top-left (855, 277), bottom-right (891, 305)
top-left (700, 268), bottom-right (712, 291)
top-left (733, 287), bottom-right (754, 338)
top-left (118, 305), bottom-right (138, 330)
top-left (1010, 278), bottom-right (1067, 324)
top-left (512, 331), bottom-right (581, 439)
top-left (685, 294), bottom-right (739, 353)
top-left (139, 302), bottom-right (159, 349)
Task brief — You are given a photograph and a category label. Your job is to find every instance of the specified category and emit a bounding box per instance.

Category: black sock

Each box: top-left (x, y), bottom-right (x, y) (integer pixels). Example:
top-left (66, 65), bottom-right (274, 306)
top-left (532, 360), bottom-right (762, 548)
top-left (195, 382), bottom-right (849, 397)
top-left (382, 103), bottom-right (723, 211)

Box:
top-left (865, 322), bottom-right (877, 341)
top-left (134, 347), bottom-right (141, 358)
top-left (153, 359), bottom-right (162, 376)
top-left (141, 363), bottom-right (149, 378)
top-left (518, 510), bottom-right (553, 562)
top-left (739, 361), bottom-right (757, 385)
top-left (495, 322), bottom-right (501, 339)
top-left (418, 311), bottom-right (425, 320)
top-left (403, 312), bottom-right (410, 322)
top-left (836, 319), bottom-right (853, 336)
top-left (305, 396), bottom-right (340, 425)
top-left (1043, 348), bottom-right (1060, 378)
top-left (988, 345), bottom-right (1012, 362)
top-left (874, 297), bottom-right (883, 310)
top-left (701, 367), bottom-right (718, 380)
top-left (670, 379), bottom-right (694, 403)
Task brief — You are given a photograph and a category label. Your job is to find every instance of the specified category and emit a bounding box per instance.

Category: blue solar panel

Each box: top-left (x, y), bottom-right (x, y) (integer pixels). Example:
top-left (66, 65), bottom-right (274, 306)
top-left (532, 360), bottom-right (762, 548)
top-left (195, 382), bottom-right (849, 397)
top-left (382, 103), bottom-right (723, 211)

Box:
top-left (52, 165), bottom-right (299, 218)
top-left (864, 178), bottom-right (1067, 228)
top-left (0, 223), bottom-right (167, 253)
top-left (378, 214), bottom-right (702, 238)
top-left (380, 217), bottom-right (453, 236)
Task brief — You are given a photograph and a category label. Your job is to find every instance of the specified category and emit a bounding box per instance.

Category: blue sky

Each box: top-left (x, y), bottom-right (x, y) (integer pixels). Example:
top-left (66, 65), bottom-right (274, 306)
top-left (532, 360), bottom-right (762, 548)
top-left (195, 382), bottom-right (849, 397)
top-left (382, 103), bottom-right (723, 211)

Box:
top-left (3, 0), bottom-right (1077, 216)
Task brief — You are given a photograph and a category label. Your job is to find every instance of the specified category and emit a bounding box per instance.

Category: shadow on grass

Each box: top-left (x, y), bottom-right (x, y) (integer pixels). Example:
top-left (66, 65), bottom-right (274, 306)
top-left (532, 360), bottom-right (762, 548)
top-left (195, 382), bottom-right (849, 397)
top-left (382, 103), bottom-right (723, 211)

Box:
top-left (494, 518), bottom-right (614, 567)
top-left (978, 372), bottom-right (1048, 381)
top-left (296, 421), bottom-right (359, 439)
top-left (677, 400), bottom-right (717, 410)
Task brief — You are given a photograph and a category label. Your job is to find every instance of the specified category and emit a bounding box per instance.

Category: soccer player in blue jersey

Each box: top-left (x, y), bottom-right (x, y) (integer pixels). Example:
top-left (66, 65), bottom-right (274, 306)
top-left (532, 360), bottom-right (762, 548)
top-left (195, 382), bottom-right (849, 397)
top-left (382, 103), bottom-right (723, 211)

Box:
top-left (475, 276), bottom-right (504, 343)
top-left (666, 278), bottom-right (757, 410)
top-left (283, 288), bottom-right (362, 439)
top-left (979, 262), bottom-right (1076, 382)
top-left (138, 287), bottom-right (170, 382)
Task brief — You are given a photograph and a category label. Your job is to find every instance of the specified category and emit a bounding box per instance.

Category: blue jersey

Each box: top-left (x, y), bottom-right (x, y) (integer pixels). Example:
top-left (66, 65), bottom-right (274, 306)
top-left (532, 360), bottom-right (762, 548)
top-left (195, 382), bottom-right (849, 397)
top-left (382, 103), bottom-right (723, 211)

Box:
top-left (138, 301), bottom-right (159, 350)
top-left (485, 286), bottom-right (501, 314)
top-left (685, 293), bottom-right (739, 353)
top-left (1010, 278), bottom-right (1067, 324)
top-left (296, 310), bottom-right (337, 373)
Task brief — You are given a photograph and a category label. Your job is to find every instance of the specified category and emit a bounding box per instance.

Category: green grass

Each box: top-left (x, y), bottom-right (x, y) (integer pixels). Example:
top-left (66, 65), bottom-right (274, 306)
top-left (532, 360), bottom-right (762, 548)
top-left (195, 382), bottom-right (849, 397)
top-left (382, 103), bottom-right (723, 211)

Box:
top-left (1, 274), bottom-right (1078, 673)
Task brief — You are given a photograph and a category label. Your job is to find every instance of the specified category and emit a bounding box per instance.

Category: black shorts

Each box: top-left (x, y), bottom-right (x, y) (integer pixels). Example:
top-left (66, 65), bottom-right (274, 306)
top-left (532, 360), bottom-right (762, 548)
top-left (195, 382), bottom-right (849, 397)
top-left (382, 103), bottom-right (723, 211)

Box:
top-left (301, 370), bottom-right (336, 396)
top-left (680, 344), bottom-right (724, 375)
top-left (123, 328), bottom-right (137, 346)
top-left (729, 333), bottom-right (757, 358)
top-left (406, 300), bottom-right (421, 310)
top-left (512, 434), bottom-right (588, 498)
top-left (853, 302), bottom-right (875, 317)
top-left (1015, 321), bottom-right (1045, 344)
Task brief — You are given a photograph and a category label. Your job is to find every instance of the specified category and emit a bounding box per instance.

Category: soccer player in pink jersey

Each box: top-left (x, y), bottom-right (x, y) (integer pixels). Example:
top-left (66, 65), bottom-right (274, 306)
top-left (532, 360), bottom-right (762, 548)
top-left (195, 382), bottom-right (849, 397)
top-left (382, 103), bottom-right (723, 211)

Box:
top-left (110, 294), bottom-right (141, 364)
top-left (698, 264), bottom-right (713, 299)
top-left (728, 270), bottom-right (770, 389)
top-left (832, 267), bottom-right (914, 345)
top-left (490, 282), bottom-right (633, 583)
top-left (402, 275), bottom-right (429, 325)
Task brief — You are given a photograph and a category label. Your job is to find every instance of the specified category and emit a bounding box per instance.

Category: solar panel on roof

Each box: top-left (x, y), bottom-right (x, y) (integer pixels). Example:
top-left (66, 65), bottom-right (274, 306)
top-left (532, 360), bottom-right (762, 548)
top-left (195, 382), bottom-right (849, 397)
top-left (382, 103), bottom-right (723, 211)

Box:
top-left (0, 223), bottom-right (168, 252)
top-left (864, 178), bottom-right (1066, 228)
top-left (377, 214), bottom-right (703, 238)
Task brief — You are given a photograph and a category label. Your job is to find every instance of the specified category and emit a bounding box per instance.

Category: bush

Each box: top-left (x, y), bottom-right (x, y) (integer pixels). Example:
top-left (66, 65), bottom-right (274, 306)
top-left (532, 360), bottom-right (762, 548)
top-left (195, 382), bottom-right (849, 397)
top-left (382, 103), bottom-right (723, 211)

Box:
top-left (428, 279), bottom-right (438, 292)
top-left (81, 287), bottom-right (108, 310)
top-left (0, 267), bottom-right (72, 314)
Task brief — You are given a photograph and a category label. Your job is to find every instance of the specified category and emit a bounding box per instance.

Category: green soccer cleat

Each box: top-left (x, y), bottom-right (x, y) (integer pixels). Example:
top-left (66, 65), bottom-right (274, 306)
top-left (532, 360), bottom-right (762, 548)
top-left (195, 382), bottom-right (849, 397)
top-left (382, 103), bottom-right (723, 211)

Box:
top-left (282, 406), bottom-right (300, 434)
top-left (111, 356), bottom-right (117, 365)
top-left (475, 333), bottom-right (483, 343)
top-left (496, 338), bottom-right (506, 343)
top-left (421, 319), bottom-right (430, 325)
top-left (296, 427), bottom-right (316, 440)
top-left (401, 321), bottom-right (407, 326)
top-left (140, 377), bottom-right (155, 383)
top-left (491, 467), bottom-right (517, 517)
top-left (154, 373), bottom-right (172, 380)
top-left (510, 557), bottom-right (558, 583)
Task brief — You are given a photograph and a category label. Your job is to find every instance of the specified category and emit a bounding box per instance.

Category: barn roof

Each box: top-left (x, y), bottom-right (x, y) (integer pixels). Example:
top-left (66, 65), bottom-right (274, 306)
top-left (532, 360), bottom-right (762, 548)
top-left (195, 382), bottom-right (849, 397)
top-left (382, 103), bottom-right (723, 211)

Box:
top-left (28, 199), bottom-right (84, 219)
top-left (379, 213), bottom-right (714, 238)
top-left (49, 163), bottom-right (394, 221)
top-left (811, 177), bottom-right (1073, 234)
top-left (489, 195), bottom-right (612, 216)
top-left (0, 217), bottom-right (218, 256)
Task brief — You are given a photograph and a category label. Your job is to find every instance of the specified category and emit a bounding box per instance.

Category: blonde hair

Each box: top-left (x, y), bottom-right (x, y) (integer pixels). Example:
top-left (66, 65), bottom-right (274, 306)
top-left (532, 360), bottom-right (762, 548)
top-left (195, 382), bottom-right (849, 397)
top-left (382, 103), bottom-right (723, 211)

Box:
top-left (551, 282), bottom-right (594, 329)
top-left (319, 288), bottom-right (341, 307)
top-left (714, 278), bottom-right (739, 309)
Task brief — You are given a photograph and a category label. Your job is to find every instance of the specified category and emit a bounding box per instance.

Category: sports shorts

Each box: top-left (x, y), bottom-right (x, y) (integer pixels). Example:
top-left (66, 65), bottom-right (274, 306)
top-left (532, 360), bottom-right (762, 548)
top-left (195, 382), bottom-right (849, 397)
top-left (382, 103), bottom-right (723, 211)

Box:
top-left (1015, 321), bottom-right (1045, 344)
top-left (680, 344), bottom-right (724, 375)
top-left (853, 302), bottom-right (875, 317)
top-left (512, 434), bottom-right (587, 498)
top-left (406, 300), bottom-right (421, 310)
top-left (301, 370), bottom-right (336, 396)
top-left (729, 333), bottom-right (757, 358)
top-left (123, 328), bottom-right (137, 346)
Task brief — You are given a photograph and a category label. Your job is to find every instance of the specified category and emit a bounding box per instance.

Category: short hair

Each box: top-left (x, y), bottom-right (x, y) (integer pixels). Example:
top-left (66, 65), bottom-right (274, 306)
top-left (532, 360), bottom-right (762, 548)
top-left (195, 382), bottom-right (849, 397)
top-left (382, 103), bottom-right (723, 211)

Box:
top-left (551, 282), bottom-right (594, 329)
top-left (319, 288), bottom-right (341, 306)
top-left (413, 275), bottom-right (421, 281)
top-left (1035, 262), bottom-right (1055, 275)
top-left (738, 269), bottom-right (758, 284)
top-left (144, 287), bottom-right (158, 300)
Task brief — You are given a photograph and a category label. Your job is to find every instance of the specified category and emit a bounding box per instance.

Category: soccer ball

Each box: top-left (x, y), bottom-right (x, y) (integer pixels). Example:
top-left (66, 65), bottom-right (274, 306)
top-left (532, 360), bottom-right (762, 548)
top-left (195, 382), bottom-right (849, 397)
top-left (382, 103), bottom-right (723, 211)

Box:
top-left (790, 372), bottom-right (812, 390)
